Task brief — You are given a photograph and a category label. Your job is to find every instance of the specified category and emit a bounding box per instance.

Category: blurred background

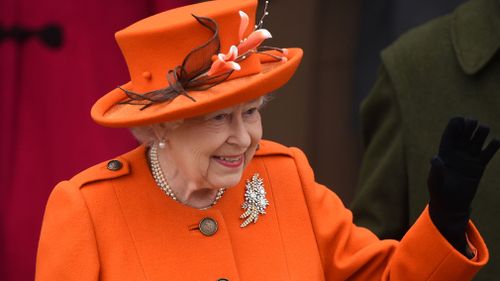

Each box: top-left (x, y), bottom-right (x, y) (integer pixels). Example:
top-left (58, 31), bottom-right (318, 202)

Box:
top-left (0, 0), bottom-right (465, 279)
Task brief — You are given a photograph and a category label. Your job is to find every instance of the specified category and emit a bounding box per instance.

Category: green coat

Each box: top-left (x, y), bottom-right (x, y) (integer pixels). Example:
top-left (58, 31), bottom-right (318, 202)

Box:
top-left (350, 0), bottom-right (500, 279)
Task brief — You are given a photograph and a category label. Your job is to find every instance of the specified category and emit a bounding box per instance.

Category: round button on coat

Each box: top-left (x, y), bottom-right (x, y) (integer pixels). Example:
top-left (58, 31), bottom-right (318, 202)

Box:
top-left (107, 160), bottom-right (123, 171)
top-left (199, 217), bottom-right (218, 236)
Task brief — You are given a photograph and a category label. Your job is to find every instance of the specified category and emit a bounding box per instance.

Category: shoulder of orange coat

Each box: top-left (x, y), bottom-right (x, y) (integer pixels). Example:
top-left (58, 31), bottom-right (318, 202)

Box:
top-left (68, 145), bottom-right (145, 189)
top-left (255, 139), bottom-right (295, 157)
top-left (256, 139), bottom-right (310, 163)
top-left (255, 140), bottom-right (313, 179)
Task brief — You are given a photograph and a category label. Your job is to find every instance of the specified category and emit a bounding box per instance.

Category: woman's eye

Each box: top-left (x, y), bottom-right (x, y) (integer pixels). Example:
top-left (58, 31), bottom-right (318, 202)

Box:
top-left (213, 113), bottom-right (228, 121)
top-left (244, 108), bottom-right (258, 116)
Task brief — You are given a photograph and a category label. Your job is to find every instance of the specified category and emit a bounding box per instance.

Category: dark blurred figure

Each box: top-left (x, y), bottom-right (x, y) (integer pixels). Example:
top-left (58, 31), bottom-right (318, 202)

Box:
top-left (0, 1), bottom-right (191, 280)
top-left (351, 0), bottom-right (500, 279)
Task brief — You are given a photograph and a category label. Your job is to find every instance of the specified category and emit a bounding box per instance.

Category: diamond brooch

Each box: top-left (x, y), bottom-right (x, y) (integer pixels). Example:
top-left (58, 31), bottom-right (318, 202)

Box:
top-left (240, 173), bottom-right (269, 228)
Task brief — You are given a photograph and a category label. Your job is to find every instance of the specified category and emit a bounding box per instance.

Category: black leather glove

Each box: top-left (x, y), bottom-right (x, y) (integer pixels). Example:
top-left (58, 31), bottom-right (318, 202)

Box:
top-left (428, 117), bottom-right (500, 257)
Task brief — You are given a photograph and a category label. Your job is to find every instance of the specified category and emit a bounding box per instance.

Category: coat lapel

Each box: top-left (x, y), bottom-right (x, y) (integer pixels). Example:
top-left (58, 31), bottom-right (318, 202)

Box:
top-left (452, 0), bottom-right (500, 74)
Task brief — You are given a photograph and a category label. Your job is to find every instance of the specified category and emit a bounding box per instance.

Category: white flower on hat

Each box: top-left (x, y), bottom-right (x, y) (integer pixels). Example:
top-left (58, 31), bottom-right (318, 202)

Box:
top-left (207, 10), bottom-right (272, 77)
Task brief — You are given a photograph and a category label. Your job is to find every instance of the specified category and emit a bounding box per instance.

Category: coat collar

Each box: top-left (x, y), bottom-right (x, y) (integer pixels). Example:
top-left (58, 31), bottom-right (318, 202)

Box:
top-left (452, 0), bottom-right (500, 74)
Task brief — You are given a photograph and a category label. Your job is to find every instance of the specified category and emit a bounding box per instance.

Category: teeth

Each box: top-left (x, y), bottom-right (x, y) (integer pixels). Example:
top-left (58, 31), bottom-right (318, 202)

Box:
top-left (218, 156), bottom-right (241, 162)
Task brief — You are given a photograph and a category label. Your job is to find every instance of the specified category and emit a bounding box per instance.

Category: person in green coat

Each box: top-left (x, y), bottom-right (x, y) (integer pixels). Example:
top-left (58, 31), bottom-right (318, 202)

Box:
top-left (350, 0), bottom-right (500, 279)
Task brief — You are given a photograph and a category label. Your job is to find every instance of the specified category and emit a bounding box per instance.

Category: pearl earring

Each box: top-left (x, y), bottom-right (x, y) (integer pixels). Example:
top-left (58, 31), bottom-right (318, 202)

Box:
top-left (158, 139), bottom-right (166, 149)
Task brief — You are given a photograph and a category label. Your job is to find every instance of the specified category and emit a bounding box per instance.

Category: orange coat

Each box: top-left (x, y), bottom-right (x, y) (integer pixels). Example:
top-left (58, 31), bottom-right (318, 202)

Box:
top-left (36, 140), bottom-right (487, 280)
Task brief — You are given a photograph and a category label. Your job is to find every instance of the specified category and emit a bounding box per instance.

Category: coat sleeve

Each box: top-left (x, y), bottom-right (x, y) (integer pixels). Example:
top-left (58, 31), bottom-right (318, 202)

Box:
top-left (349, 65), bottom-right (410, 240)
top-left (35, 181), bottom-right (100, 281)
top-left (289, 147), bottom-right (487, 281)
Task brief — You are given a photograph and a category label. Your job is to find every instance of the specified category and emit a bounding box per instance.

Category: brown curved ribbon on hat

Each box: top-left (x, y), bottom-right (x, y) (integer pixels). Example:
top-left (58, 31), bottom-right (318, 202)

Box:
top-left (118, 15), bottom-right (234, 110)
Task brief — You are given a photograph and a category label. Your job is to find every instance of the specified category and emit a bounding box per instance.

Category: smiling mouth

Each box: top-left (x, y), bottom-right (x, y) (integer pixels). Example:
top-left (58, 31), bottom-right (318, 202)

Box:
top-left (213, 155), bottom-right (244, 168)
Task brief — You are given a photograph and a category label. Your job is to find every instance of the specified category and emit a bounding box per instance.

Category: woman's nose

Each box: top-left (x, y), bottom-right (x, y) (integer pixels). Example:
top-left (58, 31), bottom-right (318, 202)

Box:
top-left (227, 117), bottom-right (251, 147)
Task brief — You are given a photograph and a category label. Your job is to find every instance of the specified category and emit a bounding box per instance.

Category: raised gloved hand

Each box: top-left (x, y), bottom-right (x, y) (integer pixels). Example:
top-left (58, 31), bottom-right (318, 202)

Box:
top-left (428, 117), bottom-right (500, 257)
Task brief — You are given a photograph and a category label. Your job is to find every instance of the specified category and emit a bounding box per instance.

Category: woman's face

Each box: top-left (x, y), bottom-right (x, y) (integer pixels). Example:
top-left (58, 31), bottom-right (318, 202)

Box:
top-left (161, 98), bottom-right (263, 191)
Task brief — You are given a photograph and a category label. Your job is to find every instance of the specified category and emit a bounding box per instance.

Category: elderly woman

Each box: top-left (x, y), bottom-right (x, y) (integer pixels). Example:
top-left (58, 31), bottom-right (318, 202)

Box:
top-left (36, 0), bottom-right (497, 280)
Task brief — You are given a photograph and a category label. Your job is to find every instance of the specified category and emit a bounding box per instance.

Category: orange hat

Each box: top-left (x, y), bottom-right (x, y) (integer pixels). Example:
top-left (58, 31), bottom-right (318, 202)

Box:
top-left (91, 0), bottom-right (303, 127)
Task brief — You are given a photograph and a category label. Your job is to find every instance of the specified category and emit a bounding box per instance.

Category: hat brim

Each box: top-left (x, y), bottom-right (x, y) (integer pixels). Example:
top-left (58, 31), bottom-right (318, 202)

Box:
top-left (91, 48), bottom-right (303, 128)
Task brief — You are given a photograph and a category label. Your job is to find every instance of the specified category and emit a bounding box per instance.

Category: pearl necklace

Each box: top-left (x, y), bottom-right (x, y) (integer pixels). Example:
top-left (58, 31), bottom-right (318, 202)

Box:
top-left (148, 144), bottom-right (226, 209)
